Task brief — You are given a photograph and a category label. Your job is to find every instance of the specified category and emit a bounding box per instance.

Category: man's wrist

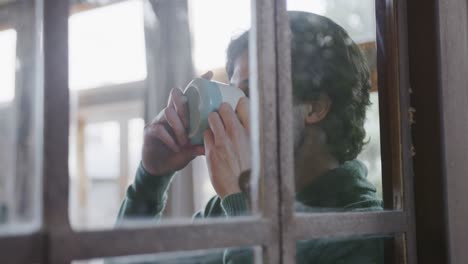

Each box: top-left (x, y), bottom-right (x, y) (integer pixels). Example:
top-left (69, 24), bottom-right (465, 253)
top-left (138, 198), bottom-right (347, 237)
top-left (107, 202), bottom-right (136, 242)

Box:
top-left (217, 170), bottom-right (251, 198)
top-left (219, 186), bottom-right (242, 199)
top-left (141, 159), bottom-right (155, 176)
top-left (141, 160), bottom-right (168, 177)
top-left (127, 162), bottom-right (175, 202)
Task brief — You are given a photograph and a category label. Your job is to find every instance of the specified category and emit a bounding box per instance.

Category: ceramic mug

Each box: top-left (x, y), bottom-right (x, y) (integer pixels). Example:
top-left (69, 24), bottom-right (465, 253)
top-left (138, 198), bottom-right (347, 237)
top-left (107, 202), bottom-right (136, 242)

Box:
top-left (183, 78), bottom-right (246, 145)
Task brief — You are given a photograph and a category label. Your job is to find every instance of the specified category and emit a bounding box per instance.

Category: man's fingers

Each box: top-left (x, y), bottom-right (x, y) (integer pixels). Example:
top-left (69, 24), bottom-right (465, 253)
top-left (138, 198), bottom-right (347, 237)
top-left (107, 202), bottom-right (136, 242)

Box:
top-left (201, 71), bottom-right (213, 80)
top-left (164, 106), bottom-right (188, 146)
top-left (170, 88), bottom-right (189, 128)
top-left (218, 103), bottom-right (241, 132)
top-left (207, 112), bottom-right (226, 144)
top-left (152, 124), bottom-right (180, 152)
top-left (236, 97), bottom-right (250, 132)
top-left (203, 130), bottom-right (215, 149)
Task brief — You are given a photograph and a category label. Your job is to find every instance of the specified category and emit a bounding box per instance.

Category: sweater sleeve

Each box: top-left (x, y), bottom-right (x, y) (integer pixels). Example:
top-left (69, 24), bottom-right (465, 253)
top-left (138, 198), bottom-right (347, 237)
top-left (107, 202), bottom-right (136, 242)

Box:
top-left (221, 192), bottom-right (254, 264)
top-left (116, 162), bottom-right (174, 224)
top-left (220, 192), bottom-right (249, 217)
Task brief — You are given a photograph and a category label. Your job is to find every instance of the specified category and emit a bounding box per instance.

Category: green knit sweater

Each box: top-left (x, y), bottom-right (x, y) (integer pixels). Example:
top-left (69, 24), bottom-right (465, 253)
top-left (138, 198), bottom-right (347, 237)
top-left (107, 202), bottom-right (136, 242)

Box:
top-left (117, 160), bottom-right (384, 263)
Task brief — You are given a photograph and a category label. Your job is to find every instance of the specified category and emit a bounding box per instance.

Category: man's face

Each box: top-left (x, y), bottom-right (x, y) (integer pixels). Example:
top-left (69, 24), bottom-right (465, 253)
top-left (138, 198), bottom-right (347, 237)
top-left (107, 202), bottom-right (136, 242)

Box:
top-left (229, 50), bottom-right (307, 151)
top-left (229, 50), bottom-right (250, 97)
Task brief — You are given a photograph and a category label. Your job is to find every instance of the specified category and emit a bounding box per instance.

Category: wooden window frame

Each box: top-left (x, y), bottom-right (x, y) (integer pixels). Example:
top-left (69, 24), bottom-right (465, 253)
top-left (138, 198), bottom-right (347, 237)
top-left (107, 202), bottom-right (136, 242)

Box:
top-left (6, 0), bottom-right (466, 263)
top-left (435, 0), bottom-right (468, 261)
top-left (407, 0), bottom-right (468, 263)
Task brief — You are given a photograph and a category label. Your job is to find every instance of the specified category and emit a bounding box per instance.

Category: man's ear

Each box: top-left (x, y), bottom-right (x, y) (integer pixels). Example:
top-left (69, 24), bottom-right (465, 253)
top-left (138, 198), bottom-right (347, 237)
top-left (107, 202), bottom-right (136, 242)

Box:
top-left (304, 94), bottom-right (331, 124)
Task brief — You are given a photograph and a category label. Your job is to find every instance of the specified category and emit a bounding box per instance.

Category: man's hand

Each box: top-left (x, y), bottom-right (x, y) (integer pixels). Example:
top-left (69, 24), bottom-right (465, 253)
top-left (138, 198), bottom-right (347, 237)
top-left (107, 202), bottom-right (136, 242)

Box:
top-left (142, 72), bottom-right (213, 176)
top-left (204, 97), bottom-right (251, 198)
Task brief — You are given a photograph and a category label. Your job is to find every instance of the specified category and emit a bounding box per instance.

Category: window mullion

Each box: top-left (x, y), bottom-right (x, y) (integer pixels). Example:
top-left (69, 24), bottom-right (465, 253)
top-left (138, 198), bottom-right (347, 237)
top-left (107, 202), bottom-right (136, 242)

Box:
top-left (393, 0), bottom-right (418, 262)
top-left (49, 219), bottom-right (272, 262)
top-left (274, 0), bottom-right (296, 263)
top-left (251, 0), bottom-right (282, 263)
top-left (43, 0), bottom-right (72, 236)
top-left (0, 232), bottom-right (44, 263)
top-left (294, 211), bottom-right (407, 240)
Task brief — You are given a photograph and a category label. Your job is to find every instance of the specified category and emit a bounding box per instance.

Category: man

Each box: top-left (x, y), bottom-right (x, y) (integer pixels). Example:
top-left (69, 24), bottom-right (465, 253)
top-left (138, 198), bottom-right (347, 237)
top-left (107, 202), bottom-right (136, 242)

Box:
top-left (117, 11), bottom-right (383, 263)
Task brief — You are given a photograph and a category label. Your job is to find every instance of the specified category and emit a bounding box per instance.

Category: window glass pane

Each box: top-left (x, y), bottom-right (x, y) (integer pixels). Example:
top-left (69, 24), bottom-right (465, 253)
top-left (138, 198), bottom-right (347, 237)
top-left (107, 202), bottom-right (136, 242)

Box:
top-left (0, 1), bottom-right (43, 232)
top-left (282, 1), bottom-right (384, 215)
top-left (68, 0), bottom-right (146, 230)
top-left (72, 246), bottom-right (263, 264)
top-left (68, 0), bottom-right (260, 232)
top-left (296, 234), bottom-right (404, 263)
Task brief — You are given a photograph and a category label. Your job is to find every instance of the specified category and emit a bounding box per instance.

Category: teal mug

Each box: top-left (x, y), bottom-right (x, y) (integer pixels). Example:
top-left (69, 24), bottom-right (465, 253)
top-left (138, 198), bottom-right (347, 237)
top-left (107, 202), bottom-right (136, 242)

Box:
top-left (183, 78), bottom-right (246, 145)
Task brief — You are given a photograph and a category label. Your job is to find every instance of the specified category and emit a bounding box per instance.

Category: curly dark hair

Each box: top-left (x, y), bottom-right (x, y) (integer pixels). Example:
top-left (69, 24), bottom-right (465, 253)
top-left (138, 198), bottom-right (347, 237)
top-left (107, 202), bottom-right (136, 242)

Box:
top-left (226, 11), bottom-right (371, 163)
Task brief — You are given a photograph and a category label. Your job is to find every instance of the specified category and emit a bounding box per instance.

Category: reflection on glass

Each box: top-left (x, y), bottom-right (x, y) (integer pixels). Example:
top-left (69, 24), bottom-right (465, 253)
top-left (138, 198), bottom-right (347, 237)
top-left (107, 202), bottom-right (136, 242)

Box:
top-left (72, 246), bottom-right (262, 264)
top-left (283, 3), bottom-right (383, 214)
top-left (117, 0), bottom-right (255, 223)
top-left (0, 1), bottom-right (42, 231)
top-left (297, 235), bottom-right (396, 263)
